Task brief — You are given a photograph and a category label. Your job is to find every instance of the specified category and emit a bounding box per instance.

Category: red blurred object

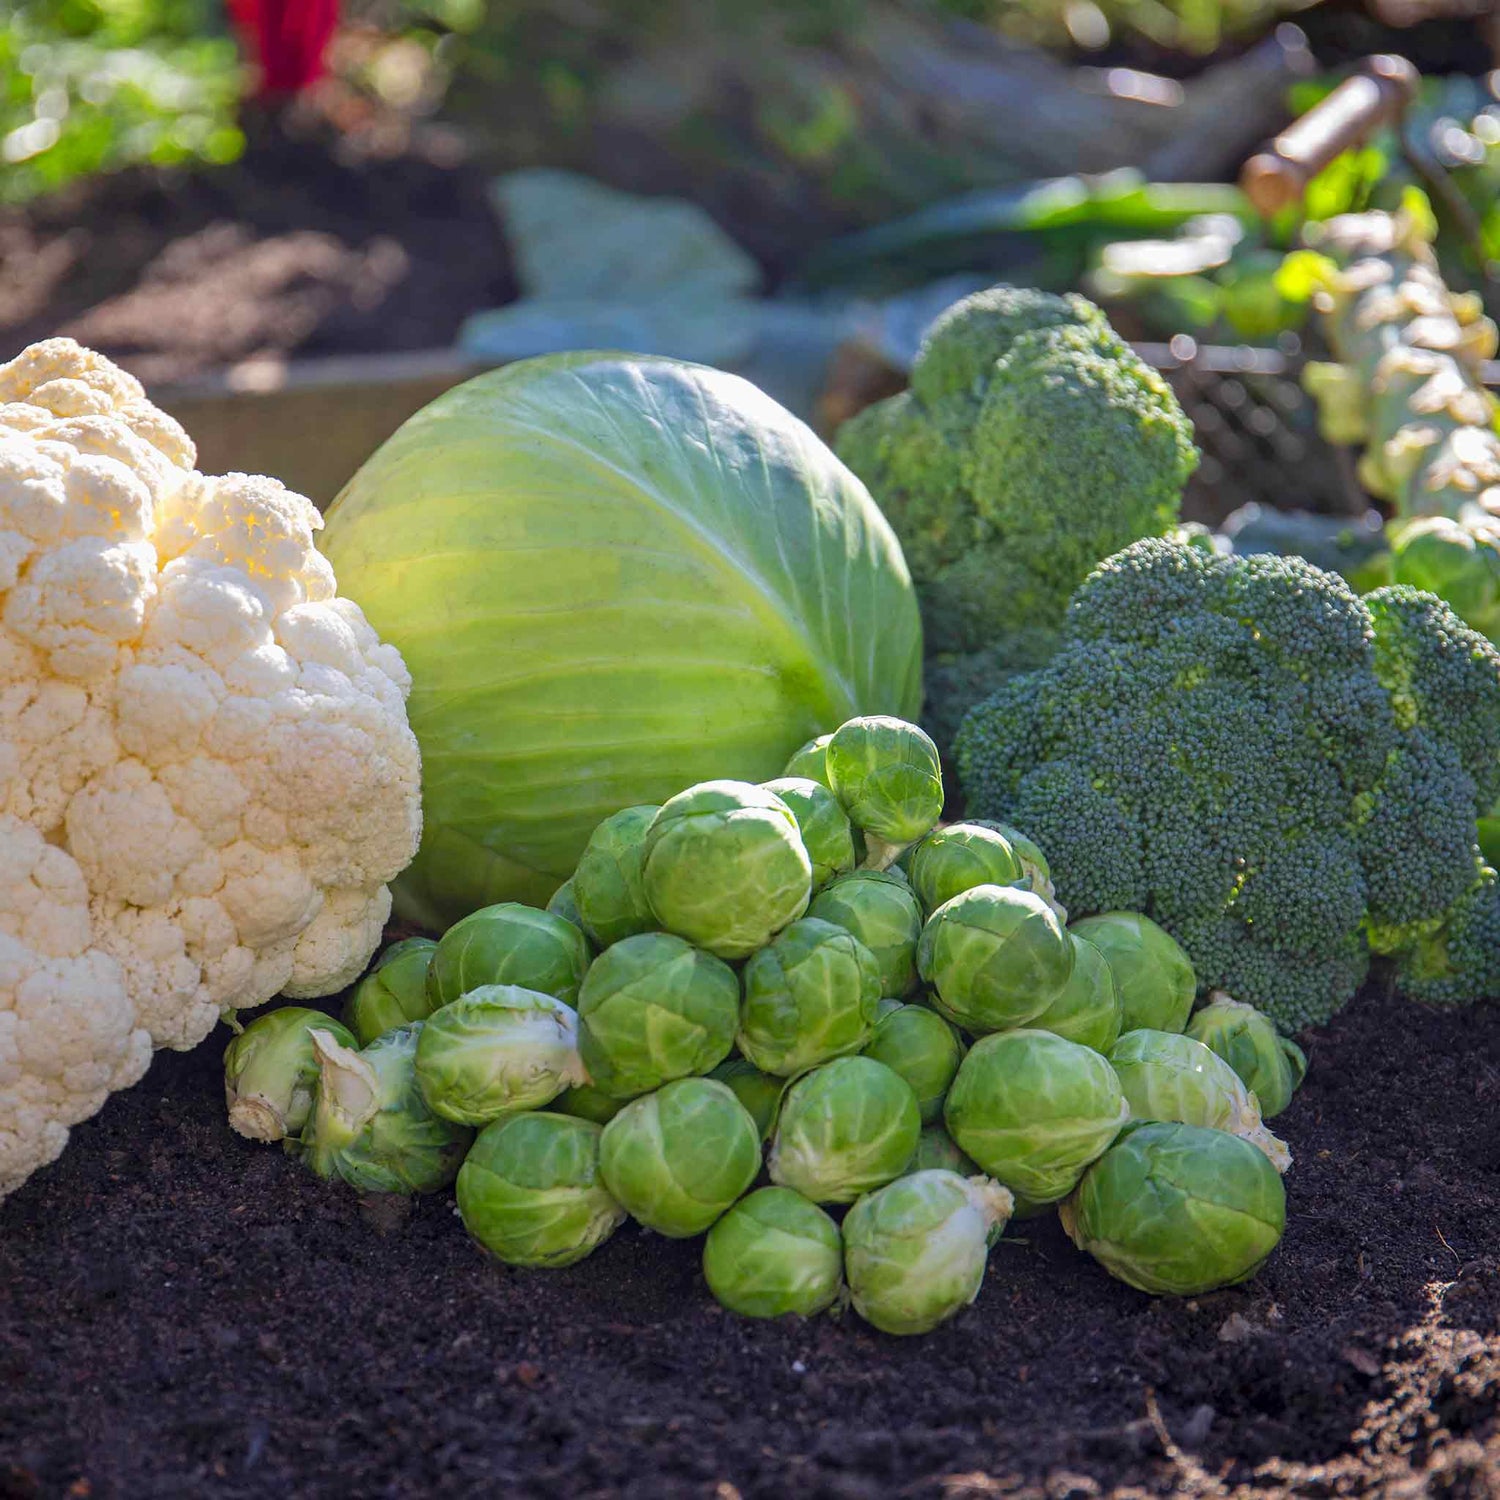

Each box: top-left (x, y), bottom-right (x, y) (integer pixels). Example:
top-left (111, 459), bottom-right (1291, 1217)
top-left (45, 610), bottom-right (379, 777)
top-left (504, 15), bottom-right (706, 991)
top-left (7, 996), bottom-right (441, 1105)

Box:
top-left (228, 0), bottom-right (341, 98)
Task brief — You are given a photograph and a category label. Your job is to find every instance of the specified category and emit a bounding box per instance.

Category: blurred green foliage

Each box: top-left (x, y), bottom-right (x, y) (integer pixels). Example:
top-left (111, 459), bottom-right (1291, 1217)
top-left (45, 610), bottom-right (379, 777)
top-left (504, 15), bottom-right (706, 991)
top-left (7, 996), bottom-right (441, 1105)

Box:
top-left (0, 0), bottom-right (245, 204)
top-left (945, 0), bottom-right (1305, 55)
top-left (1088, 76), bottom-right (1500, 343)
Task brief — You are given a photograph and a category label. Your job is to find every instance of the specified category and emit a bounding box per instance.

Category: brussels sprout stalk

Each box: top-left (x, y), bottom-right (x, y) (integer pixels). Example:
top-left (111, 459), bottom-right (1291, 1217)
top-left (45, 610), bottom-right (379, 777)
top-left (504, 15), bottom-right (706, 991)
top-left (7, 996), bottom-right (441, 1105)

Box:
top-left (860, 834), bottom-right (911, 873)
top-left (229, 1095), bottom-right (285, 1145)
top-left (1300, 200), bottom-right (1500, 526)
top-left (1298, 202), bottom-right (1500, 642)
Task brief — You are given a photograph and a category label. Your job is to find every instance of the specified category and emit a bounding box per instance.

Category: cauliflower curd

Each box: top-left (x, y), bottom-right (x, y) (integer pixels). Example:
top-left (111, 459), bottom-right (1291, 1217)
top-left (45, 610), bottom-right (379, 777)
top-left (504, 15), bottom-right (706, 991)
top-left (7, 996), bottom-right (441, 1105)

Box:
top-left (0, 338), bottom-right (422, 1199)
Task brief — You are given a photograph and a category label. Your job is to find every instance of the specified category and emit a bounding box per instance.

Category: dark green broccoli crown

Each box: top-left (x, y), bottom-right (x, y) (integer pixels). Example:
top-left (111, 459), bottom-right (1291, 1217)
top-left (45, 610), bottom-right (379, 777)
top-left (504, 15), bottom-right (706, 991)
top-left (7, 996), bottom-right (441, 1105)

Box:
top-left (955, 537), bottom-right (1500, 1031)
top-left (834, 286), bottom-right (1199, 662)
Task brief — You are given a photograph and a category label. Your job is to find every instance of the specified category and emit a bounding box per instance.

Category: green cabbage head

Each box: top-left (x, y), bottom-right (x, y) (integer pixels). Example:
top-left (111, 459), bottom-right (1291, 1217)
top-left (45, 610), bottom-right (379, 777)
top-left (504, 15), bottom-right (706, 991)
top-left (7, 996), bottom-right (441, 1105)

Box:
top-left (321, 352), bottom-right (923, 927)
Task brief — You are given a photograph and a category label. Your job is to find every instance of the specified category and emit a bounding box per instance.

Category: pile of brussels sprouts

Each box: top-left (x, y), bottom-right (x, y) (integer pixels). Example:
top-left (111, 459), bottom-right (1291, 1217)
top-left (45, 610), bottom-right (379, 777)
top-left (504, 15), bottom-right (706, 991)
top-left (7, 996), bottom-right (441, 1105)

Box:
top-left (224, 716), bottom-right (1308, 1334)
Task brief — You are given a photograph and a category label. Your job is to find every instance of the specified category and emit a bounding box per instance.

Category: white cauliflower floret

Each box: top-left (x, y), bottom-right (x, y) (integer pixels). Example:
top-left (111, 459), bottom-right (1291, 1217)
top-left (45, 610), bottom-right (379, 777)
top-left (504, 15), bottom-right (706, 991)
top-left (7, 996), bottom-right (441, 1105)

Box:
top-left (0, 338), bottom-right (422, 1195)
top-left (0, 815), bottom-right (152, 1198)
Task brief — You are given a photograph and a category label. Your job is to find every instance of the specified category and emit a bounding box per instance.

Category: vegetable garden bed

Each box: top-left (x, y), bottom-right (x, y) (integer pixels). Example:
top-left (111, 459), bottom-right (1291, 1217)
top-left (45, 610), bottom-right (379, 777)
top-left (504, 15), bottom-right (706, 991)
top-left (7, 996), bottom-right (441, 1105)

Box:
top-left (5, 59), bottom-right (1500, 1498)
top-left (1, 983), bottom-right (1495, 1498)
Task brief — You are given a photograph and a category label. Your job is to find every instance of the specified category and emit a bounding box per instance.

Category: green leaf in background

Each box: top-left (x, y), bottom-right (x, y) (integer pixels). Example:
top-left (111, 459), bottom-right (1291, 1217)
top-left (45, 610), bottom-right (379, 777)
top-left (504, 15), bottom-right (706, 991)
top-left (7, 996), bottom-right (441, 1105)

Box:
top-left (799, 170), bottom-right (1253, 291)
top-left (1273, 249), bottom-right (1337, 304)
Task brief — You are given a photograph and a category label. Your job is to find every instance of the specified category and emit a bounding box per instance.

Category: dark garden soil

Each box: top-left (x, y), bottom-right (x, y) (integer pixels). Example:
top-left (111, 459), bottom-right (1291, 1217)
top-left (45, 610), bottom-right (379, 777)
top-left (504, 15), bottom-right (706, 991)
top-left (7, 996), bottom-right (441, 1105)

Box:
top-left (0, 131), bottom-right (515, 387)
top-left (1, 983), bottom-right (1496, 1500)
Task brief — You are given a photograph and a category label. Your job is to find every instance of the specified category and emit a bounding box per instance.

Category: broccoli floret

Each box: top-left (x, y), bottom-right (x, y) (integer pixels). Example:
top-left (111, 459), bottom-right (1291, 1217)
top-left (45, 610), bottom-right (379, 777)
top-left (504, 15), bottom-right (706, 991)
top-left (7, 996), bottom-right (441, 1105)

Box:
top-left (1393, 866), bottom-right (1500, 1006)
top-left (1365, 585), bottom-right (1500, 806)
top-left (1358, 730), bottom-right (1479, 951)
top-left (835, 285), bottom-right (1198, 741)
top-left (955, 537), bottom-right (1500, 1032)
top-left (909, 286), bottom-right (1105, 404)
top-left (966, 323), bottom-right (1197, 620)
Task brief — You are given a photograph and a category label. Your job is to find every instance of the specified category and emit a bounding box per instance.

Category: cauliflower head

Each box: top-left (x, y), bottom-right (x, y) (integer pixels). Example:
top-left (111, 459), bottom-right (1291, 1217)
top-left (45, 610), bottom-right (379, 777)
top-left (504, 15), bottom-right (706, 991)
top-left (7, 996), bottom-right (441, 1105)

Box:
top-left (0, 338), bottom-right (421, 1196)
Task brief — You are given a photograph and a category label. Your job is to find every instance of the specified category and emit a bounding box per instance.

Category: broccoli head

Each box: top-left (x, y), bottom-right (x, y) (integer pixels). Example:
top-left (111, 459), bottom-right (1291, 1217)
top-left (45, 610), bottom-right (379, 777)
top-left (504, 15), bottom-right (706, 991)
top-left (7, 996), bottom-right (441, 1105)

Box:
top-left (954, 537), bottom-right (1500, 1032)
top-left (835, 285), bottom-right (1199, 669)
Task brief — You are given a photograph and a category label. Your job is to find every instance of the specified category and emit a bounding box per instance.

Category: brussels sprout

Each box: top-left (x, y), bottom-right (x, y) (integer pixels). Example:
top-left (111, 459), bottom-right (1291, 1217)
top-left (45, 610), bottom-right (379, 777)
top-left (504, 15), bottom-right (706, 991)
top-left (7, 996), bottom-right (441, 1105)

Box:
top-left (224, 1007), bottom-right (356, 1142)
top-left (761, 776), bottom-right (859, 890)
top-left (909, 1124), bottom-right (979, 1176)
top-left (769, 1056), bottom-right (920, 1204)
top-left (972, 820), bottom-right (1065, 919)
top-left (739, 918), bottom-right (883, 1077)
top-left (576, 932), bottom-right (739, 1098)
top-left (572, 804), bottom-right (660, 947)
top-left (702, 1187), bottom-right (844, 1318)
top-left (427, 902), bottom-right (591, 1008)
top-left (944, 1030), bottom-right (1128, 1203)
top-left (1186, 993), bottom-right (1307, 1119)
top-left (826, 716), bottom-right (944, 868)
top-left (861, 1002), bottom-right (964, 1124)
top-left (1069, 913), bottom-right (1196, 1034)
top-left (456, 1111), bottom-right (626, 1268)
top-left (598, 1077), bottom-right (761, 1237)
top-left (546, 877), bottom-right (585, 930)
top-left (1027, 935), bottom-right (1122, 1054)
top-left (642, 781), bottom-right (813, 960)
top-left (843, 1170), bottom-right (1015, 1335)
top-left (783, 733), bottom-right (834, 787)
top-left (414, 986), bottom-right (586, 1125)
top-left (918, 885), bottom-right (1074, 1034)
top-left (344, 938), bottom-right (439, 1046)
top-left (709, 1056), bottom-right (788, 1142)
top-left (1060, 1121), bottom-right (1287, 1295)
top-left (552, 1082), bottom-right (626, 1125)
top-left (1108, 1029), bottom-right (1290, 1172)
top-left (302, 1025), bottom-right (473, 1193)
top-left (907, 823), bottom-right (1026, 914)
top-left (808, 868), bottom-right (923, 999)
